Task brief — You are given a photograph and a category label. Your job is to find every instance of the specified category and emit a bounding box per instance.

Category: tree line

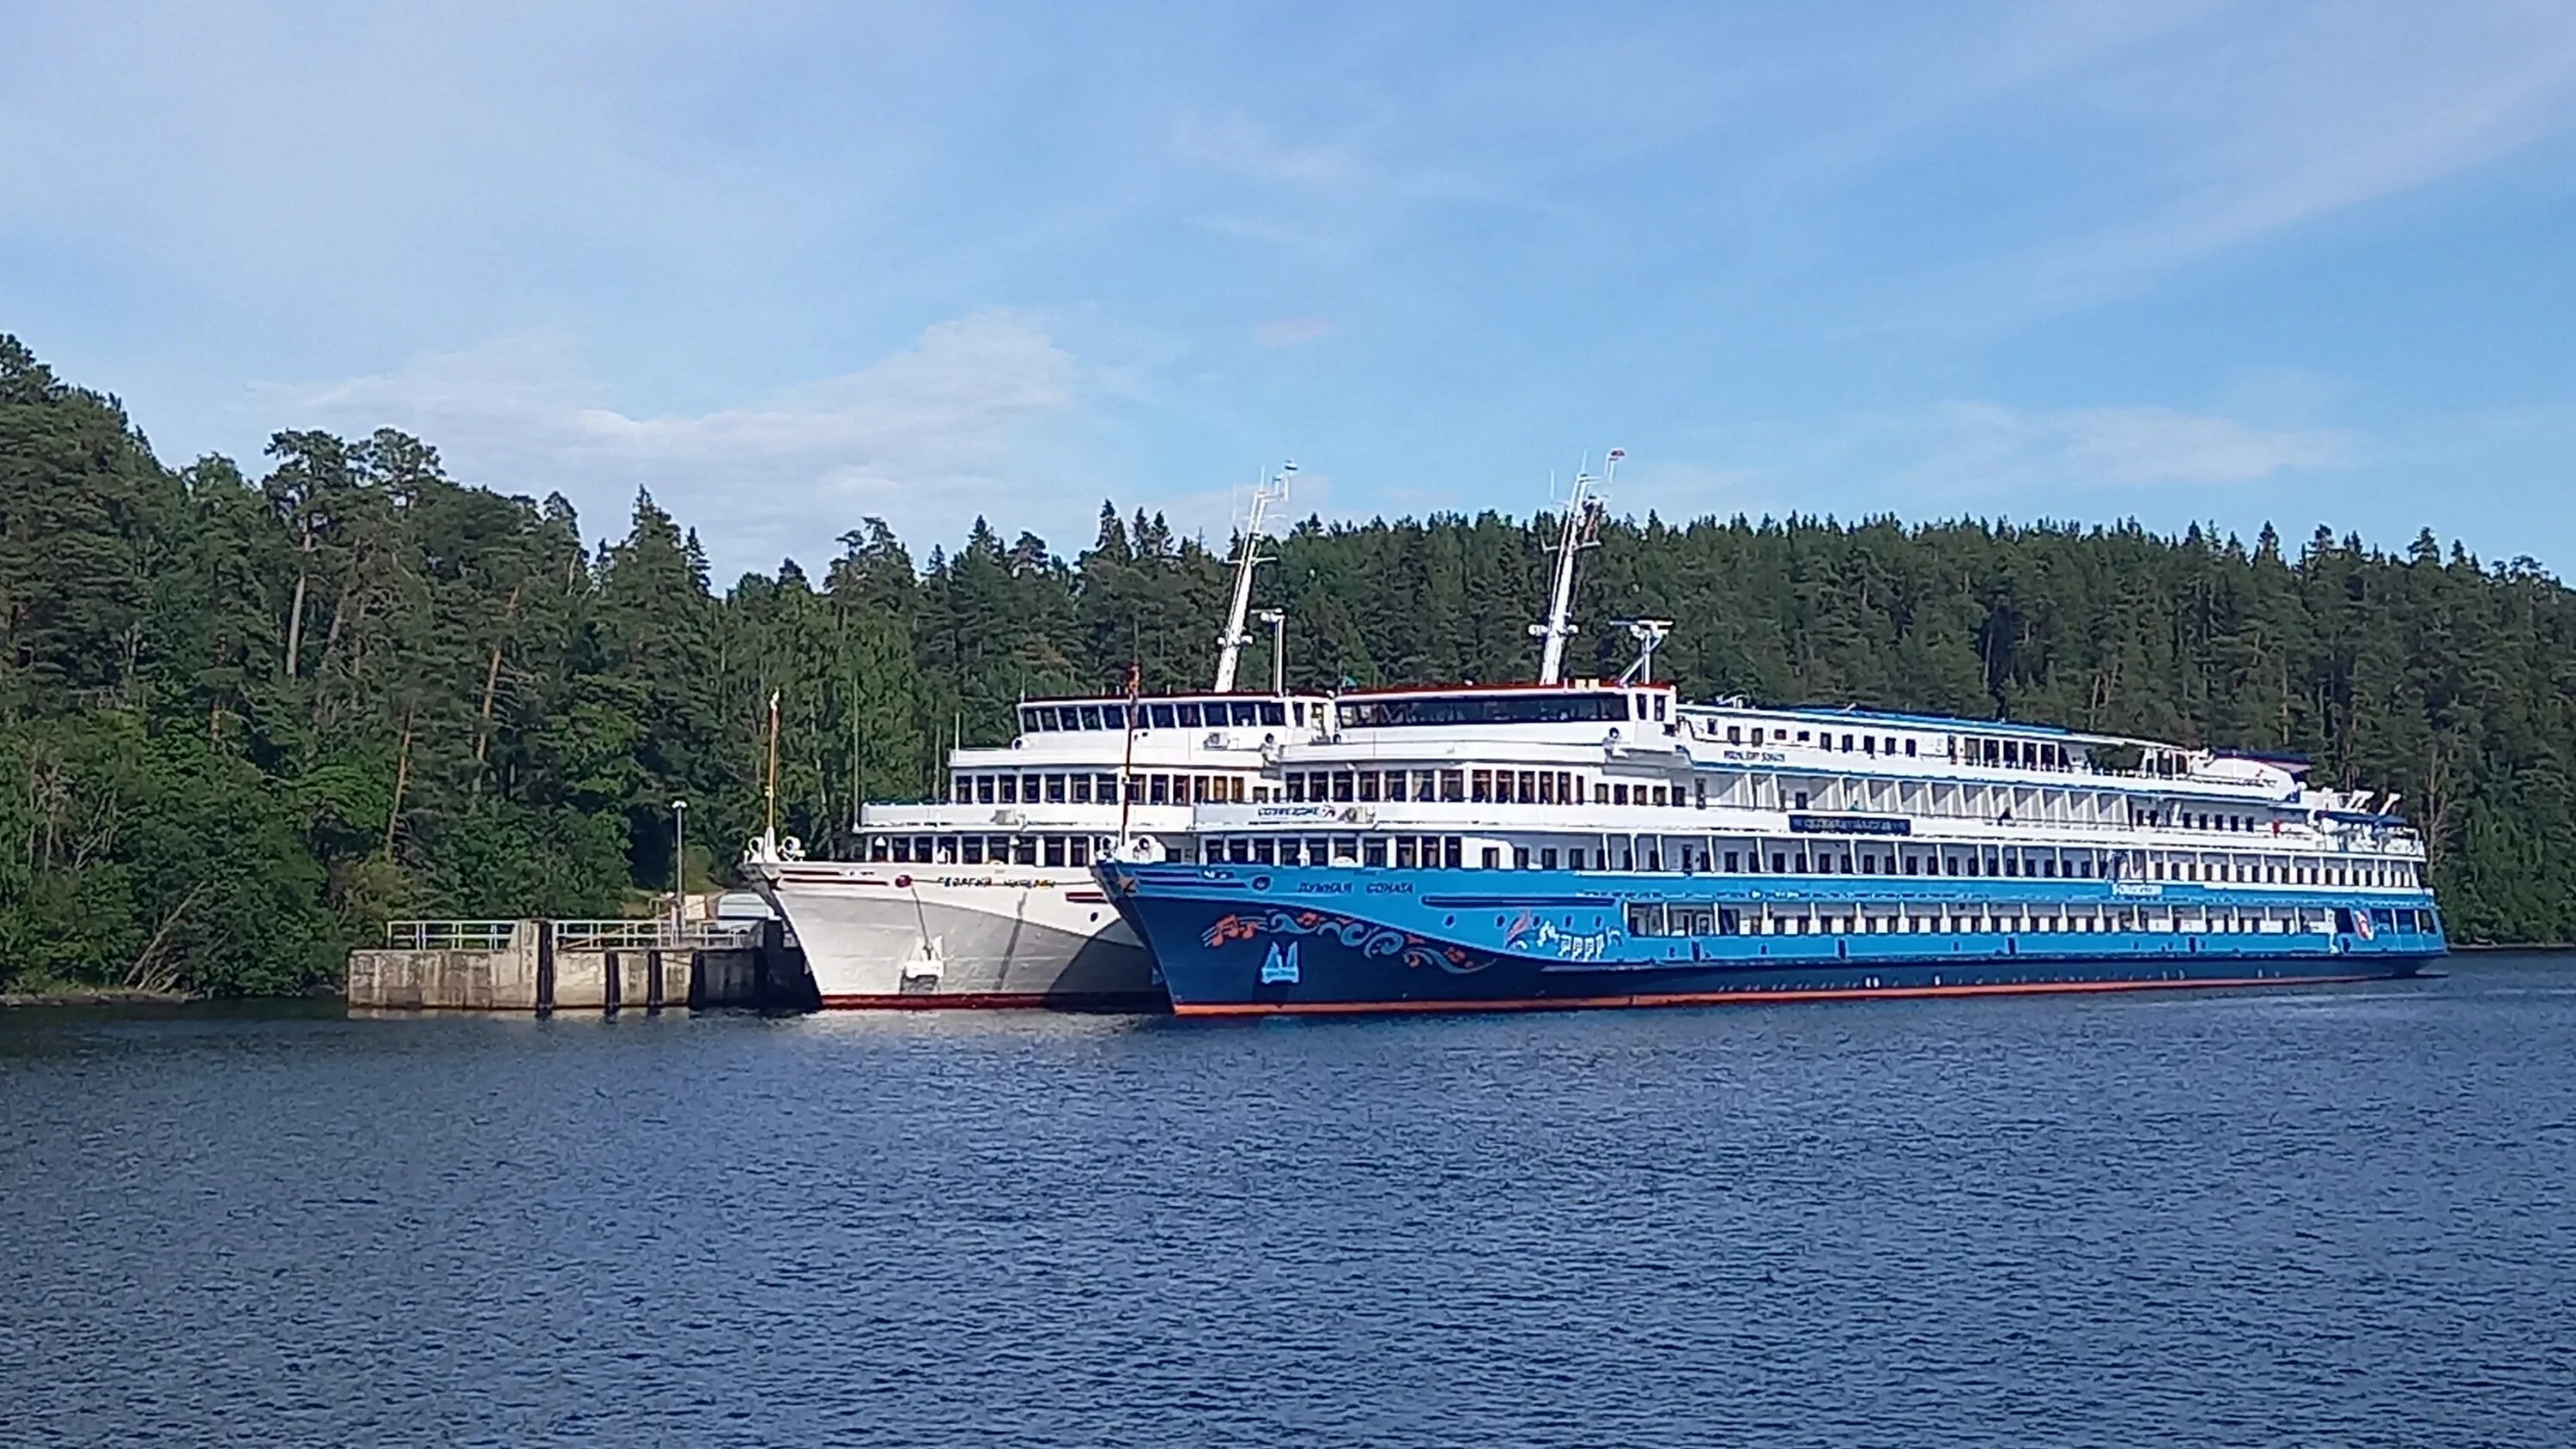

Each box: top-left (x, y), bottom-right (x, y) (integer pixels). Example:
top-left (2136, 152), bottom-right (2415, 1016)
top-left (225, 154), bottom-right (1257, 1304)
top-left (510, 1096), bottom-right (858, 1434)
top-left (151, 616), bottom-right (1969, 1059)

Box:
top-left (3, 334), bottom-right (2571, 994)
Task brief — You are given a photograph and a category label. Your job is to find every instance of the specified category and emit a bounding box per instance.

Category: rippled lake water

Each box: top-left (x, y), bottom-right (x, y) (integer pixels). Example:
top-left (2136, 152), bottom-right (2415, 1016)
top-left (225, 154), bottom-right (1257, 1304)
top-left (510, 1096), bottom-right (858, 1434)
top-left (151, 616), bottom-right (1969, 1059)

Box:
top-left (5, 955), bottom-right (2573, 1447)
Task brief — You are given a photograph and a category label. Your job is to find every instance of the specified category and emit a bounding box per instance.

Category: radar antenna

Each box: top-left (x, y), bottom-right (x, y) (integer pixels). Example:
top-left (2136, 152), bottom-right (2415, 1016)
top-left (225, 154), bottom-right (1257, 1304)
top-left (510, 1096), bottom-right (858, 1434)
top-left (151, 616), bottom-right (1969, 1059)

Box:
top-left (1530, 448), bottom-right (1619, 684)
top-left (1213, 462), bottom-right (1291, 692)
top-left (1614, 618), bottom-right (1673, 685)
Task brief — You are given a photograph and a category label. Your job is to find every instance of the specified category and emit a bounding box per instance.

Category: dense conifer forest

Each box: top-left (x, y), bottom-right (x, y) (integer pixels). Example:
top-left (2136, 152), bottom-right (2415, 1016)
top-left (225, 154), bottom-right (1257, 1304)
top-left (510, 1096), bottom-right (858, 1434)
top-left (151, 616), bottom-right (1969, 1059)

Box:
top-left (3, 335), bottom-right (2571, 993)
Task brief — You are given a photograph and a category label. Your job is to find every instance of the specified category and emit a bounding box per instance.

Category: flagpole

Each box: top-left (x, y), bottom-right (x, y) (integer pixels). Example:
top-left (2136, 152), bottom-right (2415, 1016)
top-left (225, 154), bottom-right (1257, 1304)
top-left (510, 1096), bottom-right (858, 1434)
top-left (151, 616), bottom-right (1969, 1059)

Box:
top-left (764, 688), bottom-right (781, 841)
top-left (1115, 664), bottom-right (1142, 857)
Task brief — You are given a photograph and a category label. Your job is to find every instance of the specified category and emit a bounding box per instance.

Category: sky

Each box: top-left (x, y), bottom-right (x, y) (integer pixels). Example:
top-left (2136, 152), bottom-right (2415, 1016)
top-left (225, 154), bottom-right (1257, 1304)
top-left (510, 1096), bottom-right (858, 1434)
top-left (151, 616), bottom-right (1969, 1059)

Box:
top-left (3, 0), bottom-right (2573, 582)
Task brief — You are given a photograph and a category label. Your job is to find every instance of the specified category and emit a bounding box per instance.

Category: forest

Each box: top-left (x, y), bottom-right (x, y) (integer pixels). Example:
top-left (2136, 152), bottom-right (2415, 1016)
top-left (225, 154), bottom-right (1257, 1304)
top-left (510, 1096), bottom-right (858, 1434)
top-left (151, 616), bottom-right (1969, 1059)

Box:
top-left (4, 333), bottom-right (2573, 995)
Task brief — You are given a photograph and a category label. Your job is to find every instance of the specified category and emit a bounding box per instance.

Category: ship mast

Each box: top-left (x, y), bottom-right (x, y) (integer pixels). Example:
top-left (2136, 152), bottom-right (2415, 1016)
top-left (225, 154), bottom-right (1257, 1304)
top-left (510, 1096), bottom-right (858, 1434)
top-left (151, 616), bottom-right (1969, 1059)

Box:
top-left (1531, 449), bottom-right (1619, 684)
top-left (1212, 462), bottom-right (1291, 693)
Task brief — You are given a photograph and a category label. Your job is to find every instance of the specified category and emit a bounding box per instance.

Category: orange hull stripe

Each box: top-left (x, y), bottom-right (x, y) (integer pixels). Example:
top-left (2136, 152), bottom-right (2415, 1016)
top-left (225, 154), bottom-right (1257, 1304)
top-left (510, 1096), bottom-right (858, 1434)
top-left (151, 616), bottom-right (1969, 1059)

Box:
top-left (1170, 973), bottom-right (2385, 1016)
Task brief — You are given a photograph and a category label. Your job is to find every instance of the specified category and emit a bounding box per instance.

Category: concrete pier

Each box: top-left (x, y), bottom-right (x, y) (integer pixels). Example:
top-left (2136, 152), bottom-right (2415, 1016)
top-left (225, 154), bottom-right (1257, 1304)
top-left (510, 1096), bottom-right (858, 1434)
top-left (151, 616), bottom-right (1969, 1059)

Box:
top-left (349, 919), bottom-right (793, 1014)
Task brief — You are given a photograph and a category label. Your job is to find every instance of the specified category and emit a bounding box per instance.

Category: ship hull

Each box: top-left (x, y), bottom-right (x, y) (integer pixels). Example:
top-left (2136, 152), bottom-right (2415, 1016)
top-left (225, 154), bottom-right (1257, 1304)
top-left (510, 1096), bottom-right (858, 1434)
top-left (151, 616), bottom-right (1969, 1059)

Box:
top-left (750, 861), bottom-right (1162, 1010)
top-left (1099, 863), bottom-right (2445, 1016)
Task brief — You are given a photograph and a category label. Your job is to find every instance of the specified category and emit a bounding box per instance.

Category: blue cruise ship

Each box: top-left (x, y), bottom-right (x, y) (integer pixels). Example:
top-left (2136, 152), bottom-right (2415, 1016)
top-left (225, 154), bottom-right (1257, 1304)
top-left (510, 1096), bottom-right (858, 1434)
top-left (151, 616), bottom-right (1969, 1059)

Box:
top-left (1096, 679), bottom-right (2445, 1015)
top-left (1094, 458), bottom-right (2444, 1015)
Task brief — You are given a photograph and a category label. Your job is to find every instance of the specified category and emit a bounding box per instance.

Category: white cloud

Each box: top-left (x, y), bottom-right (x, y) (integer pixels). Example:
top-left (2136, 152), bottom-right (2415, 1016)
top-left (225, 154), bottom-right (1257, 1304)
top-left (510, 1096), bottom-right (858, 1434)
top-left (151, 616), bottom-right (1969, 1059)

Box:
top-left (1251, 318), bottom-right (1336, 348)
top-left (259, 311), bottom-right (1088, 573)
top-left (1894, 401), bottom-right (2358, 496)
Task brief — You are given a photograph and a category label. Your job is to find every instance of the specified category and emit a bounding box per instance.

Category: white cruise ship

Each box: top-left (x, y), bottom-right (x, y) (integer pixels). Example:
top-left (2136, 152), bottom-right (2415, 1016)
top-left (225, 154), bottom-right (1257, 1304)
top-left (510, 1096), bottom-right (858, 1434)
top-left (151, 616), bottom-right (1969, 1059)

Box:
top-left (743, 473), bottom-right (1325, 1008)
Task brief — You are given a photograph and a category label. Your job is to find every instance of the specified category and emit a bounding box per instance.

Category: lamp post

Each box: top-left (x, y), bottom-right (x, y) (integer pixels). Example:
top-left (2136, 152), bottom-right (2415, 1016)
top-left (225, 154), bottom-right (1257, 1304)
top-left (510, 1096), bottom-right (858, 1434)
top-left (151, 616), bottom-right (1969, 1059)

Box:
top-left (1255, 608), bottom-right (1285, 694)
top-left (671, 797), bottom-right (689, 936)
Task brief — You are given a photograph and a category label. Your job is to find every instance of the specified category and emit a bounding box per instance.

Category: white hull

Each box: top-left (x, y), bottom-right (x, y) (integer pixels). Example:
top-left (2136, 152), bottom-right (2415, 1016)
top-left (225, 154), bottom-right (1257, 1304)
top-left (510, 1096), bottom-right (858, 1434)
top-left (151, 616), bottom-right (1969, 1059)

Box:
top-left (749, 860), bottom-right (1159, 1009)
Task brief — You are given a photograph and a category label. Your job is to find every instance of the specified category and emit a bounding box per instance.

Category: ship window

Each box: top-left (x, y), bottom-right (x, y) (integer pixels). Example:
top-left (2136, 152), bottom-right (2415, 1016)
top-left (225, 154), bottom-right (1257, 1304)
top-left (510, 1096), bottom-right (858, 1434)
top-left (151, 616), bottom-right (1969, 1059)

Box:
top-left (1396, 837), bottom-right (1419, 869)
top-left (1724, 850), bottom-right (1741, 872)
top-left (1071, 837), bottom-right (1092, 868)
top-left (958, 837), bottom-right (983, 864)
top-left (1365, 840), bottom-right (1388, 867)
top-left (1046, 774), bottom-right (1067, 803)
top-left (1771, 852), bottom-right (1787, 873)
top-left (1752, 728), bottom-right (1765, 744)
top-left (1481, 846), bottom-right (1501, 870)
top-left (1261, 702), bottom-right (1285, 726)
top-left (1472, 770), bottom-right (1493, 803)
top-left (1332, 773), bottom-right (1355, 803)
top-left (1728, 725), bottom-right (1742, 744)
top-left (1905, 740), bottom-right (1917, 756)
top-left (1540, 848), bottom-right (1558, 870)
top-left (1148, 776), bottom-right (1170, 805)
top-left (1442, 771), bottom-right (1466, 803)
top-left (1797, 731), bottom-right (1811, 744)
top-left (1444, 838), bottom-right (1463, 869)
top-left (1945, 855), bottom-right (1961, 877)
top-left (1358, 771), bottom-right (1381, 803)
top-left (1519, 770), bottom-right (1537, 801)
top-left (1793, 791), bottom-right (1809, 810)
top-left (1011, 837), bottom-right (1036, 865)
top-left (1250, 838), bottom-right (1274, 865)
top-left (1595, 783), bottom-right (1610, 804)
top-left (1043, 836), bottom-right (1066, 868)
top-left (1069, 775), bottom-right (1091, 804)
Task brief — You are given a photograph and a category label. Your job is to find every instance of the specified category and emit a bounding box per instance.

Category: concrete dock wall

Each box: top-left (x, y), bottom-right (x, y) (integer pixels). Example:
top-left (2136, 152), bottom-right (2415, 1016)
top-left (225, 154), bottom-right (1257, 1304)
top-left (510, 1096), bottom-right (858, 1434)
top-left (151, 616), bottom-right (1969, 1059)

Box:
top-left (348, 920), bottom-right (779, 1014)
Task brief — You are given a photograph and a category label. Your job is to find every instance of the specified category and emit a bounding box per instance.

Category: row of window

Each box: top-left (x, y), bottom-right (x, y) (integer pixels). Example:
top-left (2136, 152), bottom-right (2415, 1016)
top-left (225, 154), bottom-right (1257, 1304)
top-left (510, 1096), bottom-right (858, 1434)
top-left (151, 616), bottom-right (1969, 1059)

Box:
top-left (951, 772), bottom-right (1257, 807)
top-left (1710, 722), bottom-right (2088, 774)
top-left (1018, 700), bottom-right (1304, 734)
top-left (1621, 902), bottom-right (2437, 938)
top-left (872, 834), bottom-right (1115, 868)
top-left (1186, 834), bottom-right (2425, 888)
top-left (1282, 767), bottom-right (1698, 809)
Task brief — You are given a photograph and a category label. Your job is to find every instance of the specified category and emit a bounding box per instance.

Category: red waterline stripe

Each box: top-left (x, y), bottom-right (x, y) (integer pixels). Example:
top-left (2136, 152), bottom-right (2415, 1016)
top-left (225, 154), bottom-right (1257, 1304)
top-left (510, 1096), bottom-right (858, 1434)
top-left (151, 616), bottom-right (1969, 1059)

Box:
top-left (818, 992), bottom-right (1164, 1011)
top-left (1170, 973), bottom-right (2386, 1017)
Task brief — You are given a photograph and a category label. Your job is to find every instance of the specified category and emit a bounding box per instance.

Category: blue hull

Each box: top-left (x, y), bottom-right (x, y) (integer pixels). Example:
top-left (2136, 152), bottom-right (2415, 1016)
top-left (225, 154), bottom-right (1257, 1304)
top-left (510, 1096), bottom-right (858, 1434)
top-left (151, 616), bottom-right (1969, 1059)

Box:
top-left (1097, 863), bottom-right (2445, 1016)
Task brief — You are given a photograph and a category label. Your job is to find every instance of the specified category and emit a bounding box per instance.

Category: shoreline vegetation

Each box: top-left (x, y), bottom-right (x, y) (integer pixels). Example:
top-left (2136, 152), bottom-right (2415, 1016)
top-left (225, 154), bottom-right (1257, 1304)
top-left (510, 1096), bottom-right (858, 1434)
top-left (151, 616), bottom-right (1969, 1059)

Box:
top-left (9, 332), bottom-right (2576, 997)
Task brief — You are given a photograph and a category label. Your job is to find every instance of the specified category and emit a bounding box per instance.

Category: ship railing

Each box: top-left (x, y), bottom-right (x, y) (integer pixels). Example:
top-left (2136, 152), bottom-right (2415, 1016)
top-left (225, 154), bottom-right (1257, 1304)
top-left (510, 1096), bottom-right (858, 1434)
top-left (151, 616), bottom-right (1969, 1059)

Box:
top-left (382, 920), bottom-right (521, 952)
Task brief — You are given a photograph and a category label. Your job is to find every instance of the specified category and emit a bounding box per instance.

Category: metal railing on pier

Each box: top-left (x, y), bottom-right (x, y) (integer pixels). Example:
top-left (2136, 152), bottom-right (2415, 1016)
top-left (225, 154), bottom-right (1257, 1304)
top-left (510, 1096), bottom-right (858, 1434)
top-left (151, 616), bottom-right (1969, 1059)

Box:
top-left (550, 919), bottom-right (765, 951)
top-left (383, 920), bottom-right (521, 951)
top-left (379, 919), bottom-right (764, 952)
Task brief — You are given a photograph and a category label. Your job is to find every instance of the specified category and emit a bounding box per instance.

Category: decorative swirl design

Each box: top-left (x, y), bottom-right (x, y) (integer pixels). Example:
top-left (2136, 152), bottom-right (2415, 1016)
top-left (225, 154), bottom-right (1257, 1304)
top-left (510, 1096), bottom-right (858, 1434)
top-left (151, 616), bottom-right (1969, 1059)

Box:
top-left (1200, 908), bottom-right (1490, 974)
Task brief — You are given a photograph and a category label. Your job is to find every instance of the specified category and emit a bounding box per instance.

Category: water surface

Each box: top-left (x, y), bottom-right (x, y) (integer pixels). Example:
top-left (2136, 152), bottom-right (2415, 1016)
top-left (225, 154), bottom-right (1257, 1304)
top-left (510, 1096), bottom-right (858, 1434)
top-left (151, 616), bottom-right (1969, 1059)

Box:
top-left (5, 957), bottom-right (2573, 1446)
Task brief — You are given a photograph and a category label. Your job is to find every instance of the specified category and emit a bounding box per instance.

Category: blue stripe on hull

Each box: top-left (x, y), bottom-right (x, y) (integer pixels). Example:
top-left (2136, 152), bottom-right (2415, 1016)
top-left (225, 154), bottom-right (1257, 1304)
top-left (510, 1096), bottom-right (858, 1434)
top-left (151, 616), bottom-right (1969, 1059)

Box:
top-left (1097, 863), bottom-right (2444, 1016)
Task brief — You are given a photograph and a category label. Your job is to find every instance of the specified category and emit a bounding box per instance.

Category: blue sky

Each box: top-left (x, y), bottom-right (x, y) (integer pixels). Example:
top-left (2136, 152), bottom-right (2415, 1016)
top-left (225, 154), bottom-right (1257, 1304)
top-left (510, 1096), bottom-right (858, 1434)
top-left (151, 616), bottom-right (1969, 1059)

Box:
top-left (4, 1), bottom-right (2573, 580)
